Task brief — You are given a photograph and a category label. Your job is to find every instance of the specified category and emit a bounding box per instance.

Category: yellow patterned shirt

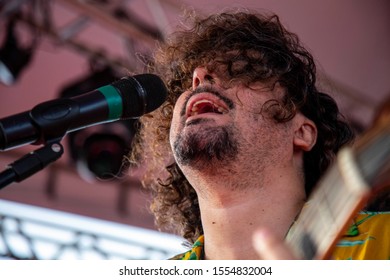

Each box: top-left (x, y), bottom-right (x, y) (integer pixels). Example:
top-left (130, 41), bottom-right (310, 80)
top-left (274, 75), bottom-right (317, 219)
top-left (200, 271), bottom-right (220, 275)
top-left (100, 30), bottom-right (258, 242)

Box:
top-left (171, 212), bottom-right (390, 260)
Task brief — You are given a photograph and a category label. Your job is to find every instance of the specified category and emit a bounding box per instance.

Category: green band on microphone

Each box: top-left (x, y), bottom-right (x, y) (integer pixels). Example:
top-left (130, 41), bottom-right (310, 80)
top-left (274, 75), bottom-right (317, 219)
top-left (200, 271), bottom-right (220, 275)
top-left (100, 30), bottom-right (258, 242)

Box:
top-left (98, 85), bottom-right (123, 120)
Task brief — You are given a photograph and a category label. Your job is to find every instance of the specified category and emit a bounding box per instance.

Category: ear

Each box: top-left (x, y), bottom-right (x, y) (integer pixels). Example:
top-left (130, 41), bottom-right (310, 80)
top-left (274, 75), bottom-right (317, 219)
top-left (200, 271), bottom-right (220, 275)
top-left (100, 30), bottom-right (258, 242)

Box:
top-left (293, 114), bottom-right (317, 152)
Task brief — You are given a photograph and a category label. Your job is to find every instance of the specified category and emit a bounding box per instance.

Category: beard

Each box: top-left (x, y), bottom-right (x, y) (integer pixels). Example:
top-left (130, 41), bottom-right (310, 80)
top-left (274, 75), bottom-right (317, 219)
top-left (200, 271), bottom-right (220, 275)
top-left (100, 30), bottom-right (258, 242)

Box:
top-left (172, 120), bottom-right (239, 168)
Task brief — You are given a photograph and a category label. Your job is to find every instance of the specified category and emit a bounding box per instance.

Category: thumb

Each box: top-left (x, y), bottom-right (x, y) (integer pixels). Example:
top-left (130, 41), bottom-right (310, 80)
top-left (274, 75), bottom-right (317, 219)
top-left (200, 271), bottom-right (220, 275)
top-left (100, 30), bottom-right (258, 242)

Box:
top-left (252, 228), bottom-right (297, 260)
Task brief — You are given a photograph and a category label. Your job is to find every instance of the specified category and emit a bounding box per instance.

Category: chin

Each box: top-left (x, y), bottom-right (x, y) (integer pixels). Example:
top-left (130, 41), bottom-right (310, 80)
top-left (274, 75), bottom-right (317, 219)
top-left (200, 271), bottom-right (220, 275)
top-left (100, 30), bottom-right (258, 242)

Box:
top-left (173, 125), bottom-right (238, 168)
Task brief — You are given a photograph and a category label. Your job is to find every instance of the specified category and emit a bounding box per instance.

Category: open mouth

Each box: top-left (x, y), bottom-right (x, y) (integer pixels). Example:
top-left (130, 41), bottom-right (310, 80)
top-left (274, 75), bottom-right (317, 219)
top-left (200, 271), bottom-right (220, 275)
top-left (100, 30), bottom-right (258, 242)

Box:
top-left (187, 99), bottom-right (228, 117)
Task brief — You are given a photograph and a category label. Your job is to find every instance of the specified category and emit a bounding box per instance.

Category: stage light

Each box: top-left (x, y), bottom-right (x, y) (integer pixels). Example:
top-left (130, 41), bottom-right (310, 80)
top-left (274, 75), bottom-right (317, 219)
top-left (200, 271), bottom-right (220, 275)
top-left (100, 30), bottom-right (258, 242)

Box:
top-left (59, 66), bottom-right (138, 182)
top-left (0, 18), bottom-right (34, 85)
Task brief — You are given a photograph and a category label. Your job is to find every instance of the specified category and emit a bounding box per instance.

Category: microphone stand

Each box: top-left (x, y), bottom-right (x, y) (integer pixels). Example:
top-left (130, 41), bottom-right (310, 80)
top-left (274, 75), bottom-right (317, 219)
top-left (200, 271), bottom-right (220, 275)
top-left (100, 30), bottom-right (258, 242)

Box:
top-left (0, 142), bottom-right (64, 190)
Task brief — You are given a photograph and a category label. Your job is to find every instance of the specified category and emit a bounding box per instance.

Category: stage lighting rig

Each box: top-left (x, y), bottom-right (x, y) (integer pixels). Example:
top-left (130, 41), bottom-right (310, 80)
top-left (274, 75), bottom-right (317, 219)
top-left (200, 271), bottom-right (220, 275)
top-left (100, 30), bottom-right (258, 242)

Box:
top-left (59, 66), bottom-right (138, 182)
top-left (0, 17), bottom-right (35, 85)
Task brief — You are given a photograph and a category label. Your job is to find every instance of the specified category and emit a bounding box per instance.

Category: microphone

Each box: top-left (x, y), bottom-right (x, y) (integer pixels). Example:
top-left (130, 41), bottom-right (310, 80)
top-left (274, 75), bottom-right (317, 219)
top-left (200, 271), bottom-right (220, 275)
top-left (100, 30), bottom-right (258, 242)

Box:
top-left (0, 73), bottom-right (167, 151)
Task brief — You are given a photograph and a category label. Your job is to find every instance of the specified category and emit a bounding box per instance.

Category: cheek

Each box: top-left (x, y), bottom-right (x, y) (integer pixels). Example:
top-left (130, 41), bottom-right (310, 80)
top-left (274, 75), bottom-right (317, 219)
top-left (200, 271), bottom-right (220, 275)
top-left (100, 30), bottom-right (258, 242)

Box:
top-left (169, 95), bottom-right (186, 145)
top-left (240, 113), bottom-right (291, 148)
top-left (169, 109), bottom-right (179, 147)
top-left (169, 118), bottom-right (179, 148)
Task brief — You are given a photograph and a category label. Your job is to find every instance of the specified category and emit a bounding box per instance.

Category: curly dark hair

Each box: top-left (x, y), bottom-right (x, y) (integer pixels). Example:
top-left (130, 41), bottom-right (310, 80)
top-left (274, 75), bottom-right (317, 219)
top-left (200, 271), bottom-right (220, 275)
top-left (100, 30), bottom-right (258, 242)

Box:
top-left (131, 10), bottom-right (355, 244)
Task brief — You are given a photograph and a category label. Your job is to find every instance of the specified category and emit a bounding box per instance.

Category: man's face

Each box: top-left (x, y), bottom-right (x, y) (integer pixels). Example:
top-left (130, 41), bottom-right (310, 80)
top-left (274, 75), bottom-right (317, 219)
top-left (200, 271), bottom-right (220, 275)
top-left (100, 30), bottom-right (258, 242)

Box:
top-left (169, 66), bottom-right (294, 171)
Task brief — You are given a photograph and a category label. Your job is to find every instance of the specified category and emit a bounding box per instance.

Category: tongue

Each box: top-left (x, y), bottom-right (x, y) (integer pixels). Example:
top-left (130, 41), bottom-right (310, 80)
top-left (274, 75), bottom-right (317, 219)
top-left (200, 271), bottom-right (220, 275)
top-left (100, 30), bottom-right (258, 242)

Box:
top-left (197, 103), bottom-right (218, 114)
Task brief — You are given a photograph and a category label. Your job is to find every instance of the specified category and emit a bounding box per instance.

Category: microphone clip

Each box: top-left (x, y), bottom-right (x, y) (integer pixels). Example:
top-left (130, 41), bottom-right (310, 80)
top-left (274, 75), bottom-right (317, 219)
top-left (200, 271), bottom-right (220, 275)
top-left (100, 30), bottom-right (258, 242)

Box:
top-left (0, 142), bottom-right (64, 190)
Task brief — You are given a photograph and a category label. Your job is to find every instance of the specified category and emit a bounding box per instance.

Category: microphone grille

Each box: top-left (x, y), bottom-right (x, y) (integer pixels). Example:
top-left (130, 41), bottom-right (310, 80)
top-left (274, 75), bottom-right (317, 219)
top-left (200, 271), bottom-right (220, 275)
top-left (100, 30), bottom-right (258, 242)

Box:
top-left (112, 74), bottom-right (167, 118)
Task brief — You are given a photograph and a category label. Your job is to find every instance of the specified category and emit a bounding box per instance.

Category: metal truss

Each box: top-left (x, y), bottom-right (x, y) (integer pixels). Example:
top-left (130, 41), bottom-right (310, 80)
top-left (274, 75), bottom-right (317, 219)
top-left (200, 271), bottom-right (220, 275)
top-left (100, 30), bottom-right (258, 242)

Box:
top-left (0, 0), bottom-right (185, 73)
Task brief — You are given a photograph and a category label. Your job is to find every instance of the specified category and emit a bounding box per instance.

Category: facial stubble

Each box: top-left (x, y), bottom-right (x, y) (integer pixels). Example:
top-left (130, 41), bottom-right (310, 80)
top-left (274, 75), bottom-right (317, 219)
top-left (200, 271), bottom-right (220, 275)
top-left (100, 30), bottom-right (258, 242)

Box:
top-left (173, 119), bottom-right (239, 168)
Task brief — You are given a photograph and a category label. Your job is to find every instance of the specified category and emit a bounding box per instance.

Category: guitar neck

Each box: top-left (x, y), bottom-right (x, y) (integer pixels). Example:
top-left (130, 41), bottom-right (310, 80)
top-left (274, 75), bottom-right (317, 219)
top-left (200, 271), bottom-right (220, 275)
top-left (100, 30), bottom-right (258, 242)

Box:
top-left (285, 119), bottom-right (390, 259)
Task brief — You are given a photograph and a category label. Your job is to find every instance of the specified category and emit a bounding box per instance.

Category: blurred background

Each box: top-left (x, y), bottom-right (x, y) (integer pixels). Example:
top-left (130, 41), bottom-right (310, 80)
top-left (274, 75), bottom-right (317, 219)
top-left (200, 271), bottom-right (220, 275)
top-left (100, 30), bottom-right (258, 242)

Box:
top-left (0, 0), bottom-right (389, 259)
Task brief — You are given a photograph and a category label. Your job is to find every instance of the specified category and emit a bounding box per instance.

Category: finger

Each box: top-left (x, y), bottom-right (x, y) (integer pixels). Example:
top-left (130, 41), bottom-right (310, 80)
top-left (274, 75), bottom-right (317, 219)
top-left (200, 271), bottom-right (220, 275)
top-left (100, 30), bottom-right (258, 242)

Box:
top-left (253, 228), bottom-right (297, 260)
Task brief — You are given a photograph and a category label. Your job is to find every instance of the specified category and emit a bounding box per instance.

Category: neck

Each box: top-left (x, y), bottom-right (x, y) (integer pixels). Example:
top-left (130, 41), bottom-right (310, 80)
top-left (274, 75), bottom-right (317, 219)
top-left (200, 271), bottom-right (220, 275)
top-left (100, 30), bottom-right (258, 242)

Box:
top-left (186, 163), bottom-right (306, 260)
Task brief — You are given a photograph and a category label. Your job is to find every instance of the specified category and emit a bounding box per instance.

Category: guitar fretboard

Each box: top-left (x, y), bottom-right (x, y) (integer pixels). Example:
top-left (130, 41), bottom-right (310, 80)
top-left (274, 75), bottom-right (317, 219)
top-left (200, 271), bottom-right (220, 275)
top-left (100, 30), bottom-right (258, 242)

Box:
top-left (286, 120), bottom-right (390, 259)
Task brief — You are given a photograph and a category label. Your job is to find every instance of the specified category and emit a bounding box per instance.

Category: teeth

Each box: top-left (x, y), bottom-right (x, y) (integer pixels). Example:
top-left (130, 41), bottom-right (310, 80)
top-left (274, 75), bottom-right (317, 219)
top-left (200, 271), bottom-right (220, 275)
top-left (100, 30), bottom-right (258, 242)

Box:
top-left (217, 107), bottom-right (226, 113)
top-left (190, 100), bottom-right (228, 116)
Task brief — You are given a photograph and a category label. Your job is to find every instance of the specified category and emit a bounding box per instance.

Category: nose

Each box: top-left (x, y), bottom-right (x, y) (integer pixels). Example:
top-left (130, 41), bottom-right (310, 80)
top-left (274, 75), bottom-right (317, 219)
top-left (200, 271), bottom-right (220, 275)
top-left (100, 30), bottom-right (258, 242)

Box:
top-left (192, 67), bottom-right (215, 90)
